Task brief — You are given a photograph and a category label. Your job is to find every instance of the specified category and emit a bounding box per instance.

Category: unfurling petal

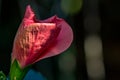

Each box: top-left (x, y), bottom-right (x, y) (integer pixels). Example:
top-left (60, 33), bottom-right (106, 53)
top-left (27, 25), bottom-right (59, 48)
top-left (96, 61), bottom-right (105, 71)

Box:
top-left (12, 5), bottom-right (73, 68)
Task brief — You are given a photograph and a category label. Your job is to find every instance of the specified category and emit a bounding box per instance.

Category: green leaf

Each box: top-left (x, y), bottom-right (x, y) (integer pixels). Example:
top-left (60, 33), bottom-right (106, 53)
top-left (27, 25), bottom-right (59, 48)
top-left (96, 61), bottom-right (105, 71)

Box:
top-left (10, 60), bottom-right (30, 80)
top-left (0, 71), bottom-right (6, 80)
top-left (61, 0), bottom-right (83, 15)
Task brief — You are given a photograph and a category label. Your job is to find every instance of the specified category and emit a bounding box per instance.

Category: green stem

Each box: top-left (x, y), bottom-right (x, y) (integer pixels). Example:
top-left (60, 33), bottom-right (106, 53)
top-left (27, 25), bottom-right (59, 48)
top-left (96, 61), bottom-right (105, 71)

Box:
top-left (10, 60), bottom-right (30, 80)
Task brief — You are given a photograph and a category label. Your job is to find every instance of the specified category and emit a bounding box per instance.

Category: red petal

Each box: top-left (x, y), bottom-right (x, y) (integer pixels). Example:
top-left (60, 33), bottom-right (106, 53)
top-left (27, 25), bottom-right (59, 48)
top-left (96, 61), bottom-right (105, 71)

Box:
top-left (12, 5), bottom-right (73, 68)
top-left (24, 23), bottom-right (61, 67)
top-left (24, 5), bottom-right (35, 20)
top-left (35, 16), bottom-right (73, 62)
top-left (21, 5), bottom-right (35, 27)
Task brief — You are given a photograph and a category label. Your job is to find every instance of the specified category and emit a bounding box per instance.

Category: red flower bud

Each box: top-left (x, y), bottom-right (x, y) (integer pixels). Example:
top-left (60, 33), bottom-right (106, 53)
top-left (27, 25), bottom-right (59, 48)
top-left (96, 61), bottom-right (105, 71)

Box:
top-left (12, 5), bottom-right (73, 68)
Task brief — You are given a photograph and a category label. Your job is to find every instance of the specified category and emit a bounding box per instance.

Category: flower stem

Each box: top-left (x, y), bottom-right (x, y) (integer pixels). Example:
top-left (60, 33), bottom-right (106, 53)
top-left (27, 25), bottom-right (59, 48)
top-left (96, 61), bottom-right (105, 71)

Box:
top-left (10, 60), bottom-right (30, 80)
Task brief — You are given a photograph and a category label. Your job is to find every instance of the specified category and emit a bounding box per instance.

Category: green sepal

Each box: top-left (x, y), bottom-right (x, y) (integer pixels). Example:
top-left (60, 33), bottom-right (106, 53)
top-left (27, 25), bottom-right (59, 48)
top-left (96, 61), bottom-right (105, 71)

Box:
top-left (0, 71), bottom-right (6, 80)
top-left (10, 60), bottom-right (31, 80)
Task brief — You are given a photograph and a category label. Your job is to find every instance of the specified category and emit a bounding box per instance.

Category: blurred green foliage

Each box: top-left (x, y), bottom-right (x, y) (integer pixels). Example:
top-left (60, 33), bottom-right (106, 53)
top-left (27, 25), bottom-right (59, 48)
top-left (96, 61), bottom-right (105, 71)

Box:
top-left (0, 71), bottom-right (6, 80)
top-left (61, 0), bottom-right (83, 15)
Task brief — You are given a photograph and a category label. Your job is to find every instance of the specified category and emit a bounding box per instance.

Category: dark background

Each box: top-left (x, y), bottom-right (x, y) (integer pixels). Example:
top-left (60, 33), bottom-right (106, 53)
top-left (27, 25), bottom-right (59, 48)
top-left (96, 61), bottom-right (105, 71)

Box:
top-left (0, 0), bottom-right (120, 80)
